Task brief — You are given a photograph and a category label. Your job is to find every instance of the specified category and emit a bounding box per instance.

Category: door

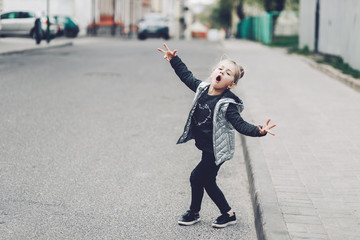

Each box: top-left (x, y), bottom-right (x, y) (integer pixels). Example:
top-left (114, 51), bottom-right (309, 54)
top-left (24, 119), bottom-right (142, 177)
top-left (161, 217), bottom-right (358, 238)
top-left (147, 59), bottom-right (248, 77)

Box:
top-left (0, 12), bottom-right (20, 34)
top-left (17, 12), bottom-right (36, 34)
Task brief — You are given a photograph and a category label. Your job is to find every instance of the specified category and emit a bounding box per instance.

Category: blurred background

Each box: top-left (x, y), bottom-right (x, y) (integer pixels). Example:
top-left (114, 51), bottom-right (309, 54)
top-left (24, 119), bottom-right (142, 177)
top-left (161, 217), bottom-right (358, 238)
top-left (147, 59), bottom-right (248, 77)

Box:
top-left (1, 0), bottom-right (300, 40)
top-left (1, 0), bottom-right (359, 76)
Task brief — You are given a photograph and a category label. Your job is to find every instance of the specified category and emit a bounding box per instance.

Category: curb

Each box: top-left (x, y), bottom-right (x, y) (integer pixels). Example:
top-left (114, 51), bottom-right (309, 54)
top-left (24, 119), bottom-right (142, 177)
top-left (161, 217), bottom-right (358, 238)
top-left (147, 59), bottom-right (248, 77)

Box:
top-left (294, 54), bottom-right (360, 93)
top-left (0, 42), bottom-right (73, 56)
top-left (239, 111), bottom-right (290, 240)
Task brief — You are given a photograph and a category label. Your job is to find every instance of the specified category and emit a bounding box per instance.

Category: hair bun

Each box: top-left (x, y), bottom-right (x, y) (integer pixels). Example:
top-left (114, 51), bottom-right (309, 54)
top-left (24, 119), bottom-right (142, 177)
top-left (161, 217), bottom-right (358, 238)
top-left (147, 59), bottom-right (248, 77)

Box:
top-left (239, 65), bottom-right (245, 79)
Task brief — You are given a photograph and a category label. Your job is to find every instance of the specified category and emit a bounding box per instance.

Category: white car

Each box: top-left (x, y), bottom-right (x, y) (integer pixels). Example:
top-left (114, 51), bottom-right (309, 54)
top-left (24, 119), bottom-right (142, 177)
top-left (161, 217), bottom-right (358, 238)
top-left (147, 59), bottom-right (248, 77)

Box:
top-left (137, 13), bottom-right (169, 40)
top-left (0, 11), bottom-right (58, 38)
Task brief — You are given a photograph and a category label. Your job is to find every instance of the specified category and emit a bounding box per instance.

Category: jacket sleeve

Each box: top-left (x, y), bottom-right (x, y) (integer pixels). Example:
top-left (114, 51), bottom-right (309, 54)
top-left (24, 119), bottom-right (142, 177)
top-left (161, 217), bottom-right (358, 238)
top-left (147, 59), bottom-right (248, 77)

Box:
top-left (226, 103), bottom-right (265, 137)
top-left (170, 55), bottom-right (202, 92)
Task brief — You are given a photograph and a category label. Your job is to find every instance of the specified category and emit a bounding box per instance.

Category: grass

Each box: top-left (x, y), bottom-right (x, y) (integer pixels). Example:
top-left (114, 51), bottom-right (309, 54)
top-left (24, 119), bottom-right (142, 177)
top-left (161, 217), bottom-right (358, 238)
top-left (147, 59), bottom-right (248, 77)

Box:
top-left (270, 36), bottom-right (299, 47)
top-left (318, 55), bottom-right (360, 78)
top-left (288, 46), bottom-right (360, 79)
top-left (288, 45), bottom-right (311, 55)
top-left (248, 34), bottom-right (359, 80)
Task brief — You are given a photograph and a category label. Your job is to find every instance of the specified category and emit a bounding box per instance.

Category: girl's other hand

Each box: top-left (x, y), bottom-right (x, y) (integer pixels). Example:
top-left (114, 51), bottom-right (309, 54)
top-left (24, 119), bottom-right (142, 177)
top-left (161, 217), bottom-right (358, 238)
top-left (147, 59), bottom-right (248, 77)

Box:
top-left (258, 119), bottom-right (276, 136)
top-left (157, 43), bottom-right (177, 62)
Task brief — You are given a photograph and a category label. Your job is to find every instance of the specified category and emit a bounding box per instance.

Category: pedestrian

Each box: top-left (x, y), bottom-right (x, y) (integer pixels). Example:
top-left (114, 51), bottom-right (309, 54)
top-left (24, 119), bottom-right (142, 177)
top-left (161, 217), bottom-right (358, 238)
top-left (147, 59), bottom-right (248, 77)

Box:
top-left (157, 44), bottom-right (276, 228)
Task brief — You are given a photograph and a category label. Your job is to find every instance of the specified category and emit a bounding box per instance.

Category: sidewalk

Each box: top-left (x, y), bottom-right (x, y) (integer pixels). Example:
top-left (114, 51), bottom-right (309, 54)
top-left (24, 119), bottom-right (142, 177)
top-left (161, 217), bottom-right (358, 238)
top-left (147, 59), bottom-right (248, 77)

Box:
top-left (0, 37), bottom-right (73, 55)
top-left (224, 40), bottom-right (360, 240)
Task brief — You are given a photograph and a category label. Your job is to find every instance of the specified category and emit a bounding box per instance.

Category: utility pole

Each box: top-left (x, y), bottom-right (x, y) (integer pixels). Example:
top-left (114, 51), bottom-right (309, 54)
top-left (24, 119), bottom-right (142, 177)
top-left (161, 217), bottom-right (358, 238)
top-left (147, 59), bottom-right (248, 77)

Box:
top-left (46, 0), bottom-right (50, 43)
top-left (92, 0), bottom-right (97, 35)
top-left (314, 0), bottom-right (320, 53)
top-left (112, 0), bottom-right (116, 36)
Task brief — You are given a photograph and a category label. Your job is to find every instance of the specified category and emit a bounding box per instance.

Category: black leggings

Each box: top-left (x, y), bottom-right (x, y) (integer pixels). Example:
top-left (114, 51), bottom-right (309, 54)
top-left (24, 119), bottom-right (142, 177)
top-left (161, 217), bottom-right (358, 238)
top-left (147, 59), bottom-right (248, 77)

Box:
top-left (189, 151), bottom-right (231, 214)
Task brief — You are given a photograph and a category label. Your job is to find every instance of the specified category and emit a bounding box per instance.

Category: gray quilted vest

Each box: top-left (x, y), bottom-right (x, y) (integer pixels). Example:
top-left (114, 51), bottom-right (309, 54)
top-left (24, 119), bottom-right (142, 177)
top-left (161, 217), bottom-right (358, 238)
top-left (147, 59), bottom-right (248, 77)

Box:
top-left (177, 82), bottom-right (244, 166)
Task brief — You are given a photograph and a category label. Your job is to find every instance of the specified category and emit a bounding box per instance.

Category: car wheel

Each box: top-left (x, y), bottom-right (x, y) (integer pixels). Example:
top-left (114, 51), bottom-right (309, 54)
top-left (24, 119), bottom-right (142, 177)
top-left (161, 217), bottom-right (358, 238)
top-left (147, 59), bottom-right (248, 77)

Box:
top-left (163, 33), bottom-right (170, 40)
top-left (138, 33), bottom-right (147, 40)
top-left (65, 30), bottom-right (78, 38)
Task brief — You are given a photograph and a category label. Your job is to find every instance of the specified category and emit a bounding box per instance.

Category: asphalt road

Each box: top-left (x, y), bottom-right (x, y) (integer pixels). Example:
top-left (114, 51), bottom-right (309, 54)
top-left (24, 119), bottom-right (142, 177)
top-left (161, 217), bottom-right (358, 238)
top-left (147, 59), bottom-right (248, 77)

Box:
top-left (0, 38), bottom-right (257, 240)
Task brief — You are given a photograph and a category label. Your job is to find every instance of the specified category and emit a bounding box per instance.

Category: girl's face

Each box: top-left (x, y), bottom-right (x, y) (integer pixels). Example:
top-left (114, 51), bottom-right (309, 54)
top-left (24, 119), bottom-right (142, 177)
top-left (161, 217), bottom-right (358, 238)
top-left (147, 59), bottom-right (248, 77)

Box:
top-left (210, 61), bottom-right (236, 92)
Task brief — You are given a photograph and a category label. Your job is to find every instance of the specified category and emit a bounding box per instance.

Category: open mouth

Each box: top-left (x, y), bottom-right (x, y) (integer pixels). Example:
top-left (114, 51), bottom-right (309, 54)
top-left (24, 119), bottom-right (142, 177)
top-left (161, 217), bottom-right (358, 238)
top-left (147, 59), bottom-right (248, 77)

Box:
top-left (216, 75), bottom-right (221, 82)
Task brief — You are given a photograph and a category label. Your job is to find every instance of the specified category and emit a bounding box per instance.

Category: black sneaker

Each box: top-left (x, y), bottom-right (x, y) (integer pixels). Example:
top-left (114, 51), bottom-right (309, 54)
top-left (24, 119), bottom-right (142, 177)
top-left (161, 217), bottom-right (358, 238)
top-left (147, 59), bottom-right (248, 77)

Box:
top-left (212, 212), bottom-right (237, 228)
top-left (178, 210), bottom-right (200, 226)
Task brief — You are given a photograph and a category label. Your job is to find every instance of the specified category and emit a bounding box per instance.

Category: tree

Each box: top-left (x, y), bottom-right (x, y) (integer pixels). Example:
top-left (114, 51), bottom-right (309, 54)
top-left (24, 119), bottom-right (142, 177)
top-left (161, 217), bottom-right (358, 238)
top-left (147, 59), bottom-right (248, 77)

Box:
top-left (236, 0), bottom-right (245, 21)
top-left (264, 0), bottom-right (286, 39)
top-left (210, 0), bottom-right (233, 29)
top-left (264, 0), bottom-right (286, 13)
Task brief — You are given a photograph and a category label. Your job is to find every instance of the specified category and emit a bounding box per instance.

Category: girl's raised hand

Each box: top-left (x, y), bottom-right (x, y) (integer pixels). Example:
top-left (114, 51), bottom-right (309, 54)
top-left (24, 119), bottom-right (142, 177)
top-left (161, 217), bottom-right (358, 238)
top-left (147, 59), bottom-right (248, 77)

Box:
top-left (258, 119), bottom-right (276, 136)
top-left (157, 43), bottom-right (177, 62)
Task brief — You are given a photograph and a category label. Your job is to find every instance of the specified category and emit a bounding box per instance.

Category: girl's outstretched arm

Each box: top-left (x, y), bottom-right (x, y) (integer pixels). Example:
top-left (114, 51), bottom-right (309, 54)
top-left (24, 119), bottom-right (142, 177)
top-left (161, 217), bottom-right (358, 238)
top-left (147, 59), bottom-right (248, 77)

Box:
top-left (157, 43), bottom-right (201, 92)
top-left (226, 105), bottom-right (276, 137)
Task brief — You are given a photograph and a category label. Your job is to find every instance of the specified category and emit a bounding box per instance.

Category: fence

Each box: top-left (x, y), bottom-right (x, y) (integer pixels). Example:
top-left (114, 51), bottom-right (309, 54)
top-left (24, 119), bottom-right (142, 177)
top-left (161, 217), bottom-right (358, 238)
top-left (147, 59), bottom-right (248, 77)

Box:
top-left (238, 12), bottom-right (272, 45)
top-left (237, 11), bottom-right (299, 46)
top-left (299, 0), bottom-right (360, 70)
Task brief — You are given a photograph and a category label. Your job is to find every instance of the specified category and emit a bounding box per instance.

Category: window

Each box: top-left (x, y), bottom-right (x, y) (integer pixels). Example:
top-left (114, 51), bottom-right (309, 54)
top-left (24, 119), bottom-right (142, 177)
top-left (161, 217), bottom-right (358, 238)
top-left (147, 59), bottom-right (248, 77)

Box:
top-left (1, 12), bottom-right (20, 19)
top-left (0, 13), bottom-right (10, 19)
top-left (19, 12), bottom-right (35, 18)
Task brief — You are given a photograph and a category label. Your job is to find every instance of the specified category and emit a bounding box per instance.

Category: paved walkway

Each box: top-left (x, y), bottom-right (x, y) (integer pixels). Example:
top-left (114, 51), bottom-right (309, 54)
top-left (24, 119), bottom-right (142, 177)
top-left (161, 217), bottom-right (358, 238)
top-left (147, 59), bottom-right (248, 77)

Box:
top-left (224, 40), bottom-right (360, 240)
top-left (0, 37), bottom-right (73, 55)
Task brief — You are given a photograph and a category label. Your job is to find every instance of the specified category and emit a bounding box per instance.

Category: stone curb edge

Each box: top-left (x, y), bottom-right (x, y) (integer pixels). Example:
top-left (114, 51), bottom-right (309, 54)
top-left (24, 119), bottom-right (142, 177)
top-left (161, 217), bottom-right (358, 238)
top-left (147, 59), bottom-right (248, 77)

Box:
top-left (239, 111), bottom-right (290, 240)
top-left (0, 42), bottom-right (73, 56)
top-left (294, 54), bottom-right (360, 93)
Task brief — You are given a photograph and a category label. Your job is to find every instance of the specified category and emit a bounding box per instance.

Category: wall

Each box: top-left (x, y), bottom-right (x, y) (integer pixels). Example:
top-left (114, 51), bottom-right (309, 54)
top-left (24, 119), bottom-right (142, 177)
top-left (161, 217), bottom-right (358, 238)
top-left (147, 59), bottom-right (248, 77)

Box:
top-left (299, 0), bottom-right (360, 70)
top-left (318, 0), bottom-right (360, 69)
top-left (73, 0), bottom-right (92, 35)
top-left (299, 0), bottom-right (316, 51)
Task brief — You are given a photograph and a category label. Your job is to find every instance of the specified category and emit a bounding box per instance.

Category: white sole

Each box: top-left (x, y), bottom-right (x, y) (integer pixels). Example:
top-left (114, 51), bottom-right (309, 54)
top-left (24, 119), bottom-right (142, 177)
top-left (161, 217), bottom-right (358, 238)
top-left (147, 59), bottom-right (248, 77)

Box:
top-left (212, 220), bottom-right (237, 228)
top-left (178, 218), bottom-right (201, 226)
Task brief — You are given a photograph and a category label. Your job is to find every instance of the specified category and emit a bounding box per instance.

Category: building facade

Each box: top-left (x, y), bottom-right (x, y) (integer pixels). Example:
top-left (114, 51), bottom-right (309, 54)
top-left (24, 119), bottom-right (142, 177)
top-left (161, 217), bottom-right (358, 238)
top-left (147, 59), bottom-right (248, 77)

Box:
top-left (0, 0), bottom-right (181, 37)
top-left (89, 0), bottom-right (151, 36)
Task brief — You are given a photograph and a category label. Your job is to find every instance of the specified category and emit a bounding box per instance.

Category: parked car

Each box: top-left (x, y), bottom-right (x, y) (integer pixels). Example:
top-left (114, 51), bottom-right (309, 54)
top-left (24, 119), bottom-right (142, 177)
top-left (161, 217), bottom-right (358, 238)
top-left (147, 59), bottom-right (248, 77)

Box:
top-left (0, 11), bottom-right (58, 38)
top-left (137, 13), bottom-right (169, 40)
top-left (54, 15), bottom-right (79, 38)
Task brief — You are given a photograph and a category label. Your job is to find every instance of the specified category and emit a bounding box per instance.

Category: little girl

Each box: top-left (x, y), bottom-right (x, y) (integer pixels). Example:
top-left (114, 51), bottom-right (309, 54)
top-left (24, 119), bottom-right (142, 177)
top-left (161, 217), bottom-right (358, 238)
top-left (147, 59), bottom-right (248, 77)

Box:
top-left (157, 44), bottom-right (275, 228)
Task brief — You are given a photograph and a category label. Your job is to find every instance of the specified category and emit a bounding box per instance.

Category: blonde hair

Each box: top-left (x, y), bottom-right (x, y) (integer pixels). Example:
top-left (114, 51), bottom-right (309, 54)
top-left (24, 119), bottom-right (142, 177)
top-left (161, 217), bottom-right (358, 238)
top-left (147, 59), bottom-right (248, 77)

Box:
top-left (216, 57), bottom-right (245, 85)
